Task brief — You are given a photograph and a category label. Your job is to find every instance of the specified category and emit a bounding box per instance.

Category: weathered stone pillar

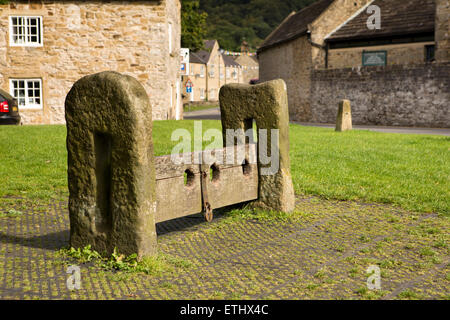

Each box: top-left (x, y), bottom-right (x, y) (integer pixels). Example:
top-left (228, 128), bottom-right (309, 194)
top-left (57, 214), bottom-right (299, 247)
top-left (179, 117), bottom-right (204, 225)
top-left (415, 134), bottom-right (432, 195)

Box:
top-left (65, 71), bottom-right (157, 258)
top-left (435, 0), bottom-right (450, 63)
top-left (219, 79), bottom-right (295, 212)
top-left (335, 99), bottom-right (352, 132)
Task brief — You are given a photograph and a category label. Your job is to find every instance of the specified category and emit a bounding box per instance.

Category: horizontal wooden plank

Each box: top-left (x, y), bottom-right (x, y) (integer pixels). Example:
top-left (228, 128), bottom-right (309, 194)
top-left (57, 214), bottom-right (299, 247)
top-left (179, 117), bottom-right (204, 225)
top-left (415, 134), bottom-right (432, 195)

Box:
top-left (155, 144), bottom-right (257, 180)
top-left (155, 144), bottom-right (258, 223)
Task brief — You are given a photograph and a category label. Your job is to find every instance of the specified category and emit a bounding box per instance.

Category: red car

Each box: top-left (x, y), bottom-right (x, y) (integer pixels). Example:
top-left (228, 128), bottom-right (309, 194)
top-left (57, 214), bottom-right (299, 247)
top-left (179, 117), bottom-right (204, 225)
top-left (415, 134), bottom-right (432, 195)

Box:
top-left (0, 88), bottom-right (21, 125)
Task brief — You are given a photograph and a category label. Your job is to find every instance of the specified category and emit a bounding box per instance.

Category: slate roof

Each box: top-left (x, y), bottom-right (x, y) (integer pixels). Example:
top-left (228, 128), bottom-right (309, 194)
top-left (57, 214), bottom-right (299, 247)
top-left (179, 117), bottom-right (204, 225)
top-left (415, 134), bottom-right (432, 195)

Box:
top-left (189, 40), bottom-right (218, 64)
top-left (222, 54), bottom-right (241, 67)
top-left (204, 40), bottom-right (216, 50)
top-left (258, 0), bottom-right (334, 52)
top-left (326, 0), bottom-right (435, 43)
top-left (190, 51), bottom-right (208, 64)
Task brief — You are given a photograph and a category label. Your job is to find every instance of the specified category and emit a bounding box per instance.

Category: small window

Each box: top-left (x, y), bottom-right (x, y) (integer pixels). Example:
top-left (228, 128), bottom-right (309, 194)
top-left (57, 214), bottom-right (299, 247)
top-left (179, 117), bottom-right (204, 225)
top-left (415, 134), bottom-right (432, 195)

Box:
top-left (200, 89), bottom-right (205, 100)
top-left (10, 79), bottom-right (43, 109)
top-left (209, 89), bottom-right (215, 100)
top-left (9, 16), bottom-right (43, 47)
top-left (209, 64), bottom-right (215, 78)
top-left (200, 65), bottom-right (205, 78)
top-left (425, 45), bottom-right (435, 62)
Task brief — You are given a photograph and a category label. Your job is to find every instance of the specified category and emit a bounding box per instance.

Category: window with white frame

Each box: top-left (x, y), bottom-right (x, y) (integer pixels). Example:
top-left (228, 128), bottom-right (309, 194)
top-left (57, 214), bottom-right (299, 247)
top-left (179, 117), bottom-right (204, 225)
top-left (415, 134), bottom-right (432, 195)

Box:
top-left (200, 88), bottom-right (205, 100)
top-left (209, 64), bottom-right (215, 78)
top-left (9, 16), bottom-right (43, 46)
top-left (209, 89), bottom-right (215, 99)
top-left (10, 79), bottom-right (43, 109)
top-left (200, 65), bottom-right (205, 78)
top-left (232, 67), bottom-right (238, 80)
top-left (226, 68), bottom-right (231, 79)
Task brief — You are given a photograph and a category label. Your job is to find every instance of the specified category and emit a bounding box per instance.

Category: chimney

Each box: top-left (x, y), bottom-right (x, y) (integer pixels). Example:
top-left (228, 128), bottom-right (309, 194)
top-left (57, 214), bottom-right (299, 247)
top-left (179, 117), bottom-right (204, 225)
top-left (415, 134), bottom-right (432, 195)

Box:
top-left (435, 0), bottom-right (450, 62)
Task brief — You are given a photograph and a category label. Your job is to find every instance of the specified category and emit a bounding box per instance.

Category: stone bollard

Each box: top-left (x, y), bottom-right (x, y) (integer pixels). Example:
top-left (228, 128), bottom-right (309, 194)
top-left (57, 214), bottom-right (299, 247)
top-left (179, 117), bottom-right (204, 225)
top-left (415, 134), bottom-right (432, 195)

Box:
top-left (335, 99), bottom-right (352, 132)
top-left (65, 71), bottom-right (157, 258)
top-left (219, 79), bottom-right (295, 213)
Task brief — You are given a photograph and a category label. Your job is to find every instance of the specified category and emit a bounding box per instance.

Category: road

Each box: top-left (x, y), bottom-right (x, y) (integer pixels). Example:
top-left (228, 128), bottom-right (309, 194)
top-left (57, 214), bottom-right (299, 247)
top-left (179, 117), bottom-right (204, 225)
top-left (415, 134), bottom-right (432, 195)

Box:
top-left (184, 108), bottom-right (450, 136)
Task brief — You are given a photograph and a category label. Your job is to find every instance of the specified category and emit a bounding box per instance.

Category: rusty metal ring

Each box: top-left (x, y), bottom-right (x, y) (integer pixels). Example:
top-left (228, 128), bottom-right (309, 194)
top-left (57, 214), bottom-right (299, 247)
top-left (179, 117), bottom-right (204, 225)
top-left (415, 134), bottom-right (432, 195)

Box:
top-left (204, 203), bottom-right (213, 222)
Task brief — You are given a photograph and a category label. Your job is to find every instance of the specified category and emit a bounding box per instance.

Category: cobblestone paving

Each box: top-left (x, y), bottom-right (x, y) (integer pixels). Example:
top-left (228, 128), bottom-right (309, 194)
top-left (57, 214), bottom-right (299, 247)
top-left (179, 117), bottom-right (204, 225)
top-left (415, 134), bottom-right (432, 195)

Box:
top-left (0, 196), bottom-right (448, 300)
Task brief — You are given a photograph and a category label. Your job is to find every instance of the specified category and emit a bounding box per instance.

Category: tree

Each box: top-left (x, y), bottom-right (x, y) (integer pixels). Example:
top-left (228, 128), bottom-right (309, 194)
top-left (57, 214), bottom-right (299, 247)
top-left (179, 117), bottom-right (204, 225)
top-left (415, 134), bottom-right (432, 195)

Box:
top-left (198, 0), bottom-right (319, 51)
top-left (181, 0), bottom-right (208, 51)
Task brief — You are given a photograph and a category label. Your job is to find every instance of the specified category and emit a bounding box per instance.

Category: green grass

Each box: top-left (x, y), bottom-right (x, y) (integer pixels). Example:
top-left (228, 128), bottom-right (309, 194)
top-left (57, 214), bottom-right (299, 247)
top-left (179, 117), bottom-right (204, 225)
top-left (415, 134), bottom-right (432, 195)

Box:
top-left (183, 104), bottom-right (218, 113)
top-left (0, 121), bottom-right (449, 214)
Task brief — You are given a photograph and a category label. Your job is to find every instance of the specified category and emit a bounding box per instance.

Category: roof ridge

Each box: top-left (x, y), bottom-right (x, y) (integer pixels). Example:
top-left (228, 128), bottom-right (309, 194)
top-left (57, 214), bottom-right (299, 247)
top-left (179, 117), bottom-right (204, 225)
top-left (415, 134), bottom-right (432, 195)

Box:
top-left (324, 0), bottom-right (376, 40)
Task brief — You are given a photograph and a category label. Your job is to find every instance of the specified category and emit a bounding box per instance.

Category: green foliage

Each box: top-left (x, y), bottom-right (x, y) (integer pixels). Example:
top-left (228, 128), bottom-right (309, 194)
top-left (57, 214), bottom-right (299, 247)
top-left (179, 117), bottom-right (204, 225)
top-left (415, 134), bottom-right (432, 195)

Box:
top-left (0, 209), bottom-right (23, 218)
top-left (0, 0), bottom-right (9, 4)
top-left (199, 0), bottom-right (319, 51)
top-left (182, 0), bottom-right (208, 51)
top-left (60, 245), bottom-right (102, 264)
top-left (58, 245), bottom-right (193, 276)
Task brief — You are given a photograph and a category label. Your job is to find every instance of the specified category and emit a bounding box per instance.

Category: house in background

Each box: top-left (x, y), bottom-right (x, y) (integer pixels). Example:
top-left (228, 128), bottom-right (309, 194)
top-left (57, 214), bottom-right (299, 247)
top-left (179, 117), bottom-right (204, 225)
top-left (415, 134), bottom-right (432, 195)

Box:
top-left (233, 41), bottom-right (259, 84)
top-left (0, 0), bottom-right (182, 124)
top-left (183, 40), bottom-right (243, 104)
top-left (258, 0), bottom-right (449, 128)
top-left (258, 0), bottom-right (372, 121)
top-left (325, 0), bottom-right (437, 68)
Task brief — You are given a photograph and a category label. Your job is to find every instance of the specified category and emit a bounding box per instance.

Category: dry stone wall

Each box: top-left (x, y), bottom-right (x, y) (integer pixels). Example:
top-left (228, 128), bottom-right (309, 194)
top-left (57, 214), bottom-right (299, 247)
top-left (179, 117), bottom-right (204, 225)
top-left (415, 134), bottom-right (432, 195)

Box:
top-left (310, 63), bottom-right (450, 128)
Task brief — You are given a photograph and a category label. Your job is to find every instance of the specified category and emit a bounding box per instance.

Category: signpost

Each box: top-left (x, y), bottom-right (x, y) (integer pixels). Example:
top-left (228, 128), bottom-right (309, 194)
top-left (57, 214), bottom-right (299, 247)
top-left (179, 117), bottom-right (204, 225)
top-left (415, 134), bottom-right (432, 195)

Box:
top-left (185, 79), bottom-right (193, 94)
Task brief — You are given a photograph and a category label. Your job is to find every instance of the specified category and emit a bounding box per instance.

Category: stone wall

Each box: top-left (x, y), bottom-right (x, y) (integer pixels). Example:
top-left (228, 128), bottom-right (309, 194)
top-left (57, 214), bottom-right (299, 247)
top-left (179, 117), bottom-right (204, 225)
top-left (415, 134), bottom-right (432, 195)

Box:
top-left (234, 55), bottom-right (259, 84)
top-left (0, 0), bottom-right (181, 124)
top-left (328, 42), bottom-right (435, 69)
top-left (310, 63), bottom-right (450, 127)
top-left (258, 36), bottom-right (312, 122)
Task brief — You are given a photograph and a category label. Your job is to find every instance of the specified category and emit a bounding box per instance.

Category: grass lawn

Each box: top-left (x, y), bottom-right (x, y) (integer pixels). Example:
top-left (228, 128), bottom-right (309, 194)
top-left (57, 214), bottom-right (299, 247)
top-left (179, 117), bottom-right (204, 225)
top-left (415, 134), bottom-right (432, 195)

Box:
top-left (183, 104), bottom-right (218, 113)
top-left (0, 121), bottom-right (448, 215)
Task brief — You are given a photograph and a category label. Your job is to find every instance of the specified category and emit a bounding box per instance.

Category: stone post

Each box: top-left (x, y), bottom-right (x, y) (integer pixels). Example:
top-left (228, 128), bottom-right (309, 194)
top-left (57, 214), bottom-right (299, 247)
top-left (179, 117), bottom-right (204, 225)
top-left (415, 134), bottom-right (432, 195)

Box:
top-left (219, 79), bottom-right (295, 213)
top-left (65, 71), bottom-right (157, 258)
top-left (335, 99), bottom-right (352, 132)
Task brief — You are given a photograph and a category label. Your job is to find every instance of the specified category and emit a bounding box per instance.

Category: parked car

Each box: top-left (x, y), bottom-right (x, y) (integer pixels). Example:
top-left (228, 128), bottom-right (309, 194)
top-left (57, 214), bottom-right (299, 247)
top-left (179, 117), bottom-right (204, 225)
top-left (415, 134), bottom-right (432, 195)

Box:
top-left (0, 88), bottom-right (21, 125)
top-left (249, 78), bottom-right (260, 85)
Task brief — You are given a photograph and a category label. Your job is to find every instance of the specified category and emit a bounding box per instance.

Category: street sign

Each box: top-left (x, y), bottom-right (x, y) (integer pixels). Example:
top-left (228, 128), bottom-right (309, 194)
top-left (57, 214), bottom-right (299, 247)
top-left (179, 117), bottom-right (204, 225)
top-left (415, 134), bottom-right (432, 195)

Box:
top-left (185, 78), bottom-right (193, 94)
top-left (180, 48), bottom-right (190, 75)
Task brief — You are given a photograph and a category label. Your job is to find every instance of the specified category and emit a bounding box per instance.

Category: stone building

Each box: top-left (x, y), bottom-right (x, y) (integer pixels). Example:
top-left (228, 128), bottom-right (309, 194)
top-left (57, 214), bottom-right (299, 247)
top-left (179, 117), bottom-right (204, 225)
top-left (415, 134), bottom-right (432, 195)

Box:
top-left (258, 0), bottom-right (450, 127)
top-left (184, 40), bottom-right (243, 103)
top-left (0, 0), bottom-right (182, 124)
top-left (233, 41), bottom-right (259, 84)
top-left (325, 0), bottom-right (436, 68)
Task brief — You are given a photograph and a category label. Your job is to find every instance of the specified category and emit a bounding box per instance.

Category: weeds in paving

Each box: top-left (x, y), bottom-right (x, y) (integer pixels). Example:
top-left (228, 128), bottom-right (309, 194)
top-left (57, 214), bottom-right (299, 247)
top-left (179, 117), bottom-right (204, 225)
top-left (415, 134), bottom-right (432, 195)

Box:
top-left (0, 209), bottom-right (24, 218)
top-left (56, 245), bottom-right (194, 276)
